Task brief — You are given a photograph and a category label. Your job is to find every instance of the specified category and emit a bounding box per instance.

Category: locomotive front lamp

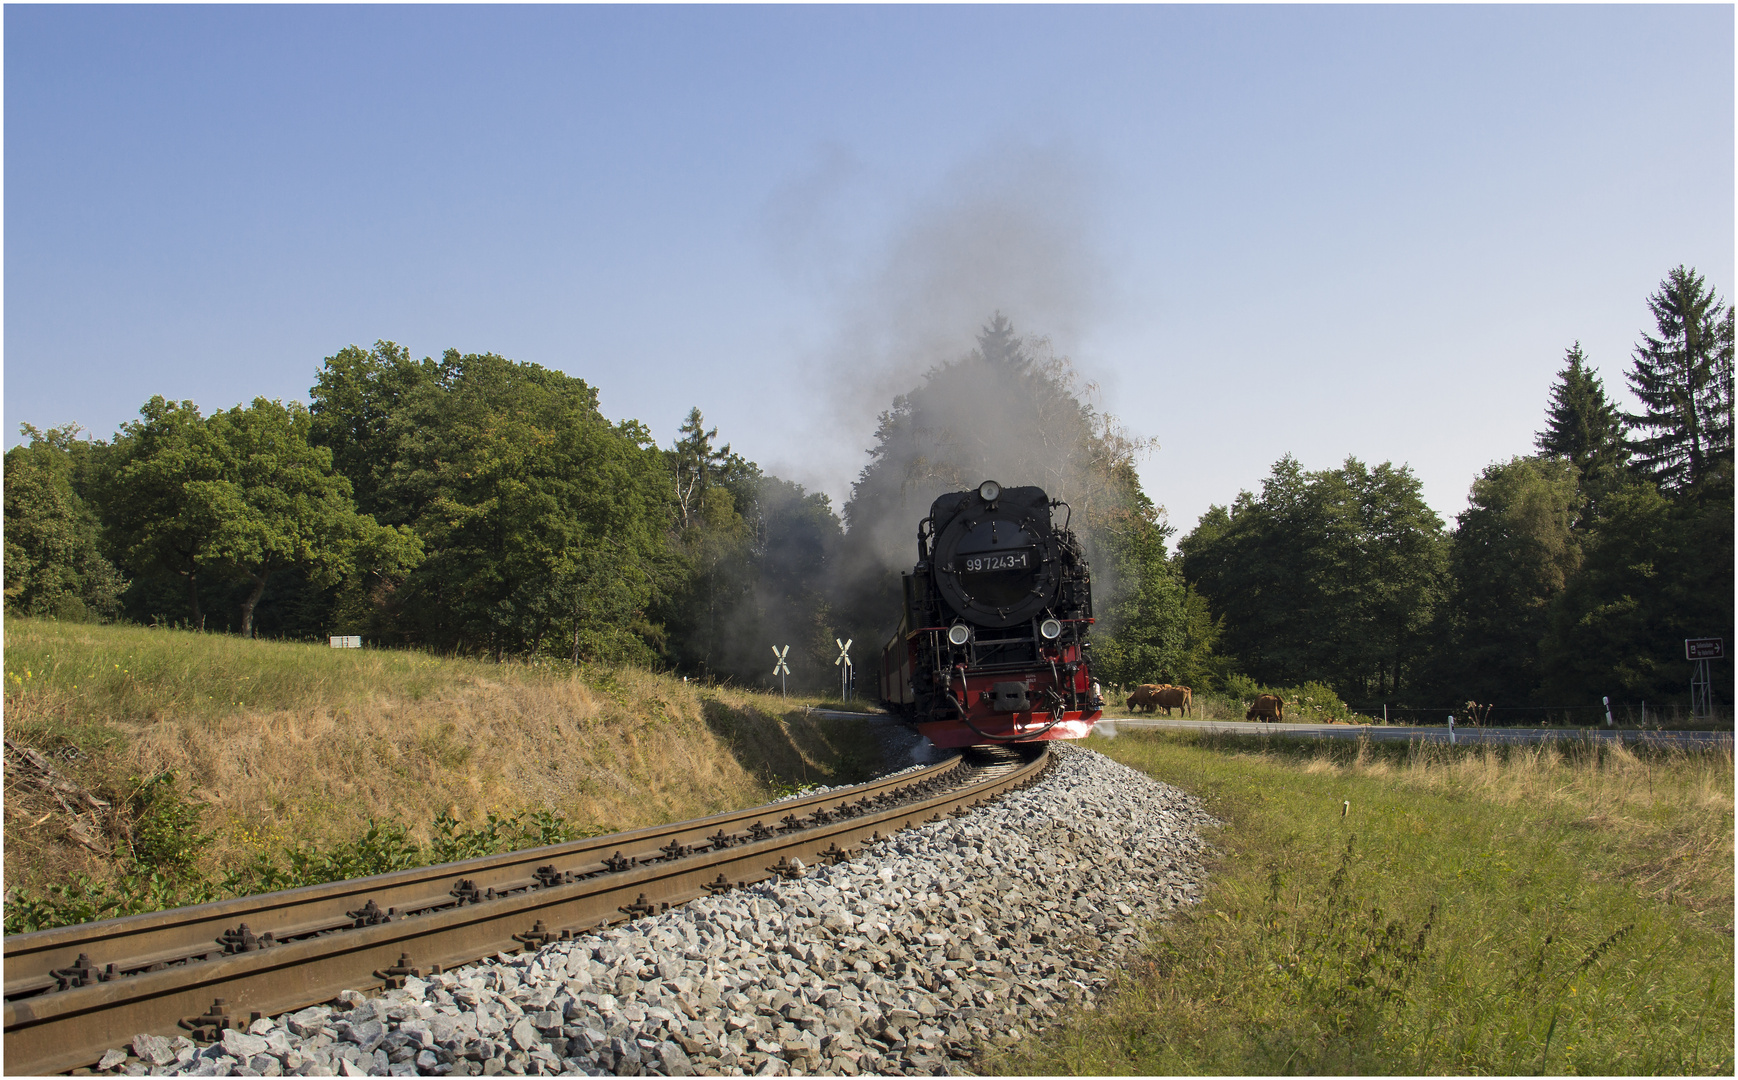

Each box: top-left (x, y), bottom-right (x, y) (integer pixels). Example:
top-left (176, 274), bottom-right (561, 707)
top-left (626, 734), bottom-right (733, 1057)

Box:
top-left (1039, 618), bottom-right (1063, 640)
top-left (947, 623), bottom-right (972, 646)
top-left (977, 480), bottom-right (1000, 502)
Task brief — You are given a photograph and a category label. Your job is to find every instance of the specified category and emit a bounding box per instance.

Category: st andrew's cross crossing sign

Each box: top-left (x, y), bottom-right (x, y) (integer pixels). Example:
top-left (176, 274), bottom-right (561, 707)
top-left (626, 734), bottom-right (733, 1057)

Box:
top-left (835, 638), bottom-right (853, 702)
top-left (771, 645), bottom-right (790, 697)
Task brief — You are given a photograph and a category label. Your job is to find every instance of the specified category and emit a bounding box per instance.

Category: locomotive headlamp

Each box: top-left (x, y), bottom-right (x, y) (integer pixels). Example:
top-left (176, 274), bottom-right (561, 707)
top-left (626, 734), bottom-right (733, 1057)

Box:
top-left (977, 480), bottom-right (1000, 502)
top-left (947, 623), bottom-right (972, 646)
top-left (1039, 618), bottom-right (1063, 640)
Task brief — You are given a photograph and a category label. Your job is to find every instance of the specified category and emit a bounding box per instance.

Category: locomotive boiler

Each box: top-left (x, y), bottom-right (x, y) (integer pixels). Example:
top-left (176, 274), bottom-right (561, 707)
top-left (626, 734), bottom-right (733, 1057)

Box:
top-left (878, 480), bottom-right (1103, 747)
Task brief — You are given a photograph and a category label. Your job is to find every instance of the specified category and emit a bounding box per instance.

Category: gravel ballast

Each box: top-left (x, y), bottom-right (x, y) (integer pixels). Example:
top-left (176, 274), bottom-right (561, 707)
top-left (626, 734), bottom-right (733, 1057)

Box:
top-left (111, 744), bottom-right (1215, 1077)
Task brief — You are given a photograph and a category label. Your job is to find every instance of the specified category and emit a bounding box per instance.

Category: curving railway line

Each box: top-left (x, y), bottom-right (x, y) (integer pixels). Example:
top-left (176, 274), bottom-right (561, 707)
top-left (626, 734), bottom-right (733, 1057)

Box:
top-left (4, 744), bottom-right (1052, 1076)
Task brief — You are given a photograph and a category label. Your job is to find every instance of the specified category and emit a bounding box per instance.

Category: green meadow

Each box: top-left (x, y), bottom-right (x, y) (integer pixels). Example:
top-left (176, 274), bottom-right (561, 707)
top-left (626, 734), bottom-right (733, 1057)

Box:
top-left (990, 729), bottom-right (1734, 1076)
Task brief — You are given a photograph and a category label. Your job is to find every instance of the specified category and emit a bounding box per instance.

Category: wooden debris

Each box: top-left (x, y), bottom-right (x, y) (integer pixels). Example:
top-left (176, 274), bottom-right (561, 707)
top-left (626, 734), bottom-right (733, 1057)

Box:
top-left (4, 736), bottom-right (112, 853)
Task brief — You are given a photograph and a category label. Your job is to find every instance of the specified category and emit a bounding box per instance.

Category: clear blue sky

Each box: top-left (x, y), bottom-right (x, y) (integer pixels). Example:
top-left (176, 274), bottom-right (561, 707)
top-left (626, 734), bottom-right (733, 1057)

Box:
top-left (6, 5), bottom-right (1732, 534)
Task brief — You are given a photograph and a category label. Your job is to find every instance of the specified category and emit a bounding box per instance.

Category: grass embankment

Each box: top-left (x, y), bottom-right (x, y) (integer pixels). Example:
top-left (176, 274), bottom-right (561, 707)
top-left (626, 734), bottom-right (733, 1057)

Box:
top-left (4, 618), bottom-right (882, 932)
top-left (989, 729), bottom-right (1734, 1076)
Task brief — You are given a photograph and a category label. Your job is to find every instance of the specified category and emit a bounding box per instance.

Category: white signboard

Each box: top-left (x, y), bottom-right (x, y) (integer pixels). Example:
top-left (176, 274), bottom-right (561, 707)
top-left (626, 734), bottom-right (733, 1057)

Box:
top-left (329, 636), bottom-right (361, 649)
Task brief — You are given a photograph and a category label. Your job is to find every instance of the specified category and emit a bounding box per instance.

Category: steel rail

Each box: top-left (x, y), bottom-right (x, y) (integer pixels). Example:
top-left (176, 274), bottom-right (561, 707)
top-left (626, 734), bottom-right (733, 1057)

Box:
top-left (5, 751), bottom-right (970, 999)
top-left (4, 746), bottom-right (1052, 1076)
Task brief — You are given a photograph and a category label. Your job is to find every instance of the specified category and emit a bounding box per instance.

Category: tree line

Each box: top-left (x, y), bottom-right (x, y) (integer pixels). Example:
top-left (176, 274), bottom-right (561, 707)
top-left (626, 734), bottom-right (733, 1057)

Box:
top-left (3, 321), bottom-right (1199, 693)
top-left (1180, 265), bottom-right (1734, 714)
top-left (6, 268), bottom-right (1730, 712)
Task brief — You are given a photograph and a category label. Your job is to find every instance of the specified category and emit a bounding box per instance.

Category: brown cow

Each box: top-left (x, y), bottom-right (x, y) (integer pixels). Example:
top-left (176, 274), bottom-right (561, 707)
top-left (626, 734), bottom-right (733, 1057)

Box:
top-left (1151, 685), bottom-right (1191, 716)
top-left (1125, 683), bottom-right (1167, 713)
top-left (1245, 693), bottom-right (1285, 723)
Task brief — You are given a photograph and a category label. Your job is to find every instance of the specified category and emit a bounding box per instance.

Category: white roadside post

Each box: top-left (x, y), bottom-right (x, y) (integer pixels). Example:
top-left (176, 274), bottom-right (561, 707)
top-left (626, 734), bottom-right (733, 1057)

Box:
top-left (1604, 695), bottom-right (1613, 727)
top-left (771, 646), bottom-right (790, 698)
top-left (835, 638), bottom-right (853, 703)
top-left (1447, 714), bottom-right (1456, 746)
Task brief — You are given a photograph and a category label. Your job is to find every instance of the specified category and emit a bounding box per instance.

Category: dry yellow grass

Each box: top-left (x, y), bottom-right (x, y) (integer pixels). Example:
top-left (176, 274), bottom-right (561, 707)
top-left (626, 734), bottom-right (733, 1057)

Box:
top-left (4, 621), bottom-right (882, 898)
top-left (122, 676), bottom-right (811, 859)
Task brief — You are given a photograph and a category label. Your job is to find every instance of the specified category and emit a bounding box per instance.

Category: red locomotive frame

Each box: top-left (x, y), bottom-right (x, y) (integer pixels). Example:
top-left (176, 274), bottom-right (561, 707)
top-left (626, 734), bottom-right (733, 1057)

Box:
top-left (880, 618), bottom-right (1100, 748)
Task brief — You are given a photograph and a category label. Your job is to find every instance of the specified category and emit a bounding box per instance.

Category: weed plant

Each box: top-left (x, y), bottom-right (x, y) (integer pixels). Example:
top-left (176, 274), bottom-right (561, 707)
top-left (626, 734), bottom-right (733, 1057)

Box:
top-left (3, 786), bottom-right (603, 934)
top-left (4, 619), bottom-right (885, 933)
top-left (987, 730), bottom-right (1734, 1075)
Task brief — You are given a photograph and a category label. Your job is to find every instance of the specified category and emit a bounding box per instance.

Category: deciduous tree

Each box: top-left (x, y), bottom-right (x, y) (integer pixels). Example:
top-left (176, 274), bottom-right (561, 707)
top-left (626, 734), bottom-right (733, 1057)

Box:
top-left (95, 398), bottom-right (231, 630)
top-left (95, 397), bottom-right (418, 637)
top-left (201, 399), bottom-right (421, 638)
top-left (351, 350), bottom-right (675, 660)
top-left (1427, 456), bottom-right (1581, 705)
top-left (3, 425), bottom-right (126, 621)
top-left (1179, 456), bottom-right (1447, 703)
top-left (308, 341), bottom-right (437, 519)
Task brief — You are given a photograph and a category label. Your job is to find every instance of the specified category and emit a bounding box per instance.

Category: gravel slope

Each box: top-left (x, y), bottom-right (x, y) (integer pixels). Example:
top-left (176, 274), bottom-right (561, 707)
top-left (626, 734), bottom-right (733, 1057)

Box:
top-left (109, 744), bottom-right (1215, 1077)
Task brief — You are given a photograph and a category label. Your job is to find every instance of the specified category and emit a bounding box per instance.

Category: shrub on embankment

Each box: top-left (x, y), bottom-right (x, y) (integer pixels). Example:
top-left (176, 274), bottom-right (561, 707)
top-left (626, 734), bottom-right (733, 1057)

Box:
top-left (989, 729), bottom-right (1734, 1075)
top-left (3, 618), bottom-right (880, 933)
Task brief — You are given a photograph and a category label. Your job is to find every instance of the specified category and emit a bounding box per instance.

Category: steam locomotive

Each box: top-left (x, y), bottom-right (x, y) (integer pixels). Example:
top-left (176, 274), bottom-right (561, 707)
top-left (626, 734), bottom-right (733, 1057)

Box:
top-left (878, 481), bottom-right (1103, 747)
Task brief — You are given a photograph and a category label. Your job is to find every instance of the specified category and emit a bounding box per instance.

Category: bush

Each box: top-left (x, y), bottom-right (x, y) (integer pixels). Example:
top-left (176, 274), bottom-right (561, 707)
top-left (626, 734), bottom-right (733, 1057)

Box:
top-left (1223, 678), bottom-right (1367, 722)
top-left (126, 772), bottom-right (214, 872)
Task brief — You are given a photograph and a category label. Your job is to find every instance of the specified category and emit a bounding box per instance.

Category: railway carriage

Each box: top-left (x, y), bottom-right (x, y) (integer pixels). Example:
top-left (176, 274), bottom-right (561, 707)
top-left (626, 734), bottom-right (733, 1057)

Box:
top-left (879, 480), bottom-right (1103, 747)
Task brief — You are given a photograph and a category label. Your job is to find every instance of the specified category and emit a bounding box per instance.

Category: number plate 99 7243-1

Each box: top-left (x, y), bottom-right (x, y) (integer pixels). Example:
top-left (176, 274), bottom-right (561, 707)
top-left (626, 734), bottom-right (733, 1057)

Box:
top-left (963, 551), bottom-right (1031, 573)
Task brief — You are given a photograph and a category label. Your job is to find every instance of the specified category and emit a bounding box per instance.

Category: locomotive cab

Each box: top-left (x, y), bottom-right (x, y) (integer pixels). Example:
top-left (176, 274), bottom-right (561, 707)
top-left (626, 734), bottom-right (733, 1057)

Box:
top-left (880, 481), bottom-right (1103, 748)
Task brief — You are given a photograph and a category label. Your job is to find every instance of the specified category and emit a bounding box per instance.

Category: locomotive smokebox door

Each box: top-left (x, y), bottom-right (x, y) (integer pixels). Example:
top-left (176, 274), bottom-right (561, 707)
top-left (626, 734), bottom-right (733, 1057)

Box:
top-left (930, 485), bottom-right (1057, 629)
top-left (989, 681), bottom-right (1030, 712)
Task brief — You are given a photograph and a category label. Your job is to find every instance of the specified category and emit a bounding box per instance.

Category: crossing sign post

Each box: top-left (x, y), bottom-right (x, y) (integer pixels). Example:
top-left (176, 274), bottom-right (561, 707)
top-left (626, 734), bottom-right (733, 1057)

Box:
top-left (835, 638), bottom-right (853, 703)
top-left (771, 645), bottom-right (790, 698)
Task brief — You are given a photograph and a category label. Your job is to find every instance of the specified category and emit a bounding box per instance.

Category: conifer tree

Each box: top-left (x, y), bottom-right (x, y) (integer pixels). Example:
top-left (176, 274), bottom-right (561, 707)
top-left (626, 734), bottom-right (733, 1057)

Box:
top-left (671, 407), bottom-right (729, 532)
top-left (1538, 343), bottom-right (1625, 466)
top-left (1535, 342), bottom-right (1629, 521)
top-left (974, 311), bottom-right (1024, 367)
top-left (1626, 265), bottom-right (1735, 489)
top-left (837, 314), bottom-right (1190, 686)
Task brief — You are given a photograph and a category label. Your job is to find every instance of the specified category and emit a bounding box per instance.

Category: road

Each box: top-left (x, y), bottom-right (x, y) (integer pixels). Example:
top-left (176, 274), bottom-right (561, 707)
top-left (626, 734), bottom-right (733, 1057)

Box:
top-left (1095, 716), bottom-right (1733, 748)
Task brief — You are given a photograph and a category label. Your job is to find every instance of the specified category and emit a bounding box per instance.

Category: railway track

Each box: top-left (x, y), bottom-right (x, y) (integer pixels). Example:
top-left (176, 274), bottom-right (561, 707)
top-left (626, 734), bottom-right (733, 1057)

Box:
top-left (4, 744), bottom-right (1052, 1076)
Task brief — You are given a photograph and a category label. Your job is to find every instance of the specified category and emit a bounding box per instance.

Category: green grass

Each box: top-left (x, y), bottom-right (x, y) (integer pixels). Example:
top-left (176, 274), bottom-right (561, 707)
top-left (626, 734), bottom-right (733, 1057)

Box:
top-left (986, 730), bottom-right (1734, 1075)
top-left (3, 618), bottom-right (538, 738)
